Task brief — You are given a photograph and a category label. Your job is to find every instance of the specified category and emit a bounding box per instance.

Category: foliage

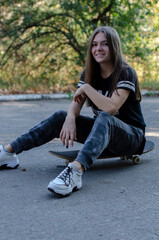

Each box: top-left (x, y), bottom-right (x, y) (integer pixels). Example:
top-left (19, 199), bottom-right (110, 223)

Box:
top-left (0, 0), bottom-right (158, 93)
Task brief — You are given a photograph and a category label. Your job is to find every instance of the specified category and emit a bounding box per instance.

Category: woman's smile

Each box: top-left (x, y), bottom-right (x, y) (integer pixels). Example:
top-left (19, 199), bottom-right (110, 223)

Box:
top-left (91, 32), bottom-right (111, 64)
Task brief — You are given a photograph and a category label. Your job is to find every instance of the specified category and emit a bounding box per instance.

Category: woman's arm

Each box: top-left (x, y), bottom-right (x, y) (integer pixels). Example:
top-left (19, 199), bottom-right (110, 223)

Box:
top-left (74, 84), bottom-right (129, 115)
top-left (60, 96), bottom-right (86, 147)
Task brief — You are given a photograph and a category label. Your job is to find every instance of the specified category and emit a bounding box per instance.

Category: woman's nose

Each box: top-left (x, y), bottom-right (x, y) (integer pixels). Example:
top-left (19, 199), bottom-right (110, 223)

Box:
top-left (96, 44), bottom-right (102, 50)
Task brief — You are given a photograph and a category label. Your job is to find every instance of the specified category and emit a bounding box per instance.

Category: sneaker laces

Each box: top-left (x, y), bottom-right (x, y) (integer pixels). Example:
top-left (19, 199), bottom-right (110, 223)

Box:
top-left (58, 166), bottom-right (73, 187)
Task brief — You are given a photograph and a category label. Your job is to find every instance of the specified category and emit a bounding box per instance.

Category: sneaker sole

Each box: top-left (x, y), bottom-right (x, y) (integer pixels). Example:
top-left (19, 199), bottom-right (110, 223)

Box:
top-left (0, 164), bottom-right (19, 169)
top-left (47, 185), bottom-right (80, 197)
top-left (0, 159), bottom-right (19, 169)
top-left (47, 187), bottom-right (71, 197)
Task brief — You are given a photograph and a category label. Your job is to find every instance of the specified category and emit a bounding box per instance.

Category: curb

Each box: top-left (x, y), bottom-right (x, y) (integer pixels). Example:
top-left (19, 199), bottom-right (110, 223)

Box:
top-left (0, 93), bottom-right (72, 102)
top-left (0, 90), bottom-right (159, 102)
top-left (141, 90), bottom-right (159, 97)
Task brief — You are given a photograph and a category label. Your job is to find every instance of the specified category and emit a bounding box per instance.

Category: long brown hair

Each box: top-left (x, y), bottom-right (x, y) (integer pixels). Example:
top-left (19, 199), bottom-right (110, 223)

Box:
top-left (84, 26), bottom-right (141, 106)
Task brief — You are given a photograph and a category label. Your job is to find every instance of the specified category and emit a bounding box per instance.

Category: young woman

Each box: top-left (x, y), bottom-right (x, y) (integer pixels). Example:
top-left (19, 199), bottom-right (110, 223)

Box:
top-left (0, 26), bottom-right (146, 196)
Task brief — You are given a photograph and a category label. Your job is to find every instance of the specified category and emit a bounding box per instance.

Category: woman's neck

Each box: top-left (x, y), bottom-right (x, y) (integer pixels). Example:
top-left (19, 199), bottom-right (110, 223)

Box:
top-left (100, 63), bottom-right (114, 79)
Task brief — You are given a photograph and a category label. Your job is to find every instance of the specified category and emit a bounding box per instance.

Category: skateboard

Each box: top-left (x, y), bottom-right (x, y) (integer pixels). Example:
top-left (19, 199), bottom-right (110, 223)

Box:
top-left (49, 140), bottom-right (155, 165)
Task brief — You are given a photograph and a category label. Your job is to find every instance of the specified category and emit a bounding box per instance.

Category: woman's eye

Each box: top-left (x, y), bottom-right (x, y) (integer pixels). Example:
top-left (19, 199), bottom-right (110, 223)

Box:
top-left (102, 42), bottom-right (108, 46)
top-left (92, 42), bottom-right (108, 47)
top-left (92, 43), bottom-right (97, 47)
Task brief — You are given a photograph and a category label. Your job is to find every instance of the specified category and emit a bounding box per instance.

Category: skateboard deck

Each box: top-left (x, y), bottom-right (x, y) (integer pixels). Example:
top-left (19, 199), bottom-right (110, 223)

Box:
top-left (49, 140), bottom-right (155, 164)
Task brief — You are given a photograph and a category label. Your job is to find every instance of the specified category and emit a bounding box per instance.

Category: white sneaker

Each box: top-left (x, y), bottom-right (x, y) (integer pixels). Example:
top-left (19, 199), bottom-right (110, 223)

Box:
top-left (0, 145), bottom-right (19, 169)
top-left (47, 163), bottom-right (83, 196)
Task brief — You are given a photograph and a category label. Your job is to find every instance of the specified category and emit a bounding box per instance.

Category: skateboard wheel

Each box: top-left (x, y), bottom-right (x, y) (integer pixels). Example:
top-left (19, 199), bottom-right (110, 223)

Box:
top-left (132, 156), bottom-right (141, 164)
top-left (120, 156), bottom-right (126, 160)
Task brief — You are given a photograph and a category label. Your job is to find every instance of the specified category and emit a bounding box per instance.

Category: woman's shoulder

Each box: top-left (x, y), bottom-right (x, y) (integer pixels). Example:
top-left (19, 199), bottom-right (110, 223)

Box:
top-left (119, 65), bottom-right (137, 83)
top-left (117, 65), bottom-right (137, 93)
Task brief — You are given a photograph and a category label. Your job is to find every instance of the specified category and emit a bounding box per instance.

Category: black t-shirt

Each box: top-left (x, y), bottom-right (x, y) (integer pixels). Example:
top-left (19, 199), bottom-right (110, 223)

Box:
top-left (78, 67), bottom-right (146, 133)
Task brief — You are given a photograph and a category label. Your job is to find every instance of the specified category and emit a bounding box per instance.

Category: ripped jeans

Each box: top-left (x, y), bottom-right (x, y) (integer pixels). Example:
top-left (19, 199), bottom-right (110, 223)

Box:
top-left (11, 110), bottom-right (145, 171)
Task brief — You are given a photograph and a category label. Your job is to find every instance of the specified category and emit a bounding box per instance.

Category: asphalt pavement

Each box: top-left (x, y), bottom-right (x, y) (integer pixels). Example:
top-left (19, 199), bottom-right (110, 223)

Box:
top-left (0, 97), bottom-right (159, 240)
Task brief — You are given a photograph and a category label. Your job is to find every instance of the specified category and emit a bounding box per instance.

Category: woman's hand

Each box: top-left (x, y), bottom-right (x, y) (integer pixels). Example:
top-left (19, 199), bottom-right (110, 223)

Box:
top-left (73, 85), bottom-right (86, 104)
top-left (59, 98), bottom-right (85, 148)
top-left (60, 116), bottom-right (76, 148)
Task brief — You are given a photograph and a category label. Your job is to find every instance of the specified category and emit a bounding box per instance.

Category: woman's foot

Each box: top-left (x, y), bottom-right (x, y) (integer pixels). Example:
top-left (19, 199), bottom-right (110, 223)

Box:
top-left (47, 162), bottom-right (83, 196)
top-left (0, 145), bottom-right (19, 169)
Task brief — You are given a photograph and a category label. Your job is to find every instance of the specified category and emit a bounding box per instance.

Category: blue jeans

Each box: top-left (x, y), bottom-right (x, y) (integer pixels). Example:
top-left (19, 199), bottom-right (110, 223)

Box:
top-left (11, 110), bottom-right (145, 171)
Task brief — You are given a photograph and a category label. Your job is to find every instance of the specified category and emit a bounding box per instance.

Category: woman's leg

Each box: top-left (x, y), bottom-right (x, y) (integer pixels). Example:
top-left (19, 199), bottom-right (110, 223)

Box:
top-left (10, 111), bottom-right (95, 154)
top-left (75, 112), bottom-right (145, 171)
top-left (75, 115), bottom-right (95, 144)
top-left (10, 110), bottom-right (67, 154)
top-left (0, 111), bottom-right (95, 170)
top-left (47, 111), bottom-right (145, 196)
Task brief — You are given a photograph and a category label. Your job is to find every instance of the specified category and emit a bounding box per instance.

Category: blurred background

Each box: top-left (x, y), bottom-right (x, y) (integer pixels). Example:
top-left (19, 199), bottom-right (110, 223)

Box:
top-left (0, 0), bottom-right (158, 94)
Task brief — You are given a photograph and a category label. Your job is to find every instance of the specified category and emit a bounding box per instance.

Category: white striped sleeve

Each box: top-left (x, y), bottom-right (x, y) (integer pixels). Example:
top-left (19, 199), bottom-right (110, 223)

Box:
top-left (117, 80), bottom-right (135, 93)
top-left (77, 69), bottom-right (85, 88)
top-left (77, 80), bottom-right (84, 88)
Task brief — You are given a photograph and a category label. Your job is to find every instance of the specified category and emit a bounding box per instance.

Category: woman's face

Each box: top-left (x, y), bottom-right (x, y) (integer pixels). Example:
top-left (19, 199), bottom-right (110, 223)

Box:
top-left (91, 31), bottom-right (112, 65)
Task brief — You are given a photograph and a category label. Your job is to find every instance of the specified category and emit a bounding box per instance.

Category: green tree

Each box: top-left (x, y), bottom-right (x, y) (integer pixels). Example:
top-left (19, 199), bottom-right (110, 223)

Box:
top-left (0, 0), bottom-right (158, 93)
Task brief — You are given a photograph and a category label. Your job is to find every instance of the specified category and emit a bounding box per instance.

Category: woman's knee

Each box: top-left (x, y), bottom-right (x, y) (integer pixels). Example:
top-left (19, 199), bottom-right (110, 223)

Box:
top-left (53, 110), bottom-right (67, 119)
top-left (47, 110), bottom-right (67, 126)
top-left (99, 111), bottom-right (111, 118)
top-left (96, 111), bottom-right (112, 126)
